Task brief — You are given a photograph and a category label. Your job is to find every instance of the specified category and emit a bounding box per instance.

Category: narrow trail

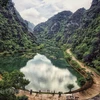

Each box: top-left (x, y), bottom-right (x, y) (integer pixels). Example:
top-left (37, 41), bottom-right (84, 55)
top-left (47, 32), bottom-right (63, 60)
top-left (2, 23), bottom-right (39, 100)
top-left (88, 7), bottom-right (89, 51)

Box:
top-left (66, 49), bottom-right (100, 100)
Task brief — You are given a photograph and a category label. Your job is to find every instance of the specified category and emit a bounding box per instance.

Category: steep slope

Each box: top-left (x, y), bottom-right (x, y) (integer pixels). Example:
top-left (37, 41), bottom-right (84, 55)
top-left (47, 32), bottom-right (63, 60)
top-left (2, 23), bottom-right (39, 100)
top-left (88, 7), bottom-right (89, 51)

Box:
top-left (0, 0), bottom-right (37, 72)
top-left (34, 8), bottom-right (86, 44)
top-left (7, 0), bottom-right (35, 33)
top-left (0, 0), bottom-right (36, 54)
top-left (63, 8), bottom-right (86, 43)
top-left (27, 21), bottom-right (34, 33)
top-left (34, 0), bottom-right (100, 73)
top-left (34, 11), bottom-right (73, 42)
top-left (71, 0), bottom-right (100, 72)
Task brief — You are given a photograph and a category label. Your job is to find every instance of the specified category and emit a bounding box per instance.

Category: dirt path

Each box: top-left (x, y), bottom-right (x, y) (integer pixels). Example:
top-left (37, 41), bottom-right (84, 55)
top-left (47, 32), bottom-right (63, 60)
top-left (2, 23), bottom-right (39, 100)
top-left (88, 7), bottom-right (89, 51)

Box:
top-left (66, 49), bottom-right (100, 100)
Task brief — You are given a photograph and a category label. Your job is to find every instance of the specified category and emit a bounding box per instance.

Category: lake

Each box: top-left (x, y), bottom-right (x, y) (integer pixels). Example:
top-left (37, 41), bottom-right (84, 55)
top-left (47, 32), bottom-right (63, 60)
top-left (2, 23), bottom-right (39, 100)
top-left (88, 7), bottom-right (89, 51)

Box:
top-left (20, 53), bottom-right (79, 92)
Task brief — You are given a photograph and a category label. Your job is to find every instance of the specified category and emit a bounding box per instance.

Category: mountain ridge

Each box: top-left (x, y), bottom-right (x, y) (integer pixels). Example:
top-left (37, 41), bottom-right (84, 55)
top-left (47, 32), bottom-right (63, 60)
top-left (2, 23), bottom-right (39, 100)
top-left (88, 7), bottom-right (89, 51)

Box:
top-left (34, 0), bottom-right (100, 73)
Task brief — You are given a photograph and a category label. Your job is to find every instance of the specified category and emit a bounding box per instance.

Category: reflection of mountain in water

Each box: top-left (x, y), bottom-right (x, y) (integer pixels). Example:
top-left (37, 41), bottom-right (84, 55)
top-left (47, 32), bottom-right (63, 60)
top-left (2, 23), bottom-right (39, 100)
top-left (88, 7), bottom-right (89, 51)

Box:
top-left (20, 53), bottom-right (79, 92)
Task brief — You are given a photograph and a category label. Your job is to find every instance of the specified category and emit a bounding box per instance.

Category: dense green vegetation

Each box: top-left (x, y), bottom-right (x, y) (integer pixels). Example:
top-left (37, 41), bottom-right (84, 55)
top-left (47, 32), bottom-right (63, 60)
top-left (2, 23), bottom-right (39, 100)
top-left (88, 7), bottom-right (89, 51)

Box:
top-left (0, 56), bottom-right (29, 72)
top-left (0, 11), bottom-right (36, 53)
top-left (71, 15), bottom-right (100, 73)
top-left (67, 84), bottom-right (74, 92)
top-left (0, 0), bottom-right (8, 7)
top-left (0, 0), bottom-right (39, 71)
top-left (0, 70), bottom-right (29, 100)
top-left (77, 77), bottom-right (86, 87)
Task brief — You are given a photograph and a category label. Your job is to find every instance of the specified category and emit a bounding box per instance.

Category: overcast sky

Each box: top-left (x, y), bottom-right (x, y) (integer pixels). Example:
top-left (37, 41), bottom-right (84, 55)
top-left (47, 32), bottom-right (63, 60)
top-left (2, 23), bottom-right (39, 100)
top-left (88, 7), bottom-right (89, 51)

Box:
top-left (12, 0), bottom-right (92, 25)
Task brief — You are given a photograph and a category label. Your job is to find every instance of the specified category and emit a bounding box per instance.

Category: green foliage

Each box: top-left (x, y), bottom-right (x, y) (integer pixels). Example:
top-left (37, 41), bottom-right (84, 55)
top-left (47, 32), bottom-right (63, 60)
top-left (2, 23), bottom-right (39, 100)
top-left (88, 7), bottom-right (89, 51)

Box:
top-left (96, 66), bottom-right (100, 72)
top-left (0, 0), bottom-right (8, 7)
top-left (0, 5), bottom-right (38, 71)
top-left (0, 4), bottom-right (36, 54)
top-left (16, 95), bottom-right (28, 100)
top-left (86, 72), bottom-right (93, 81)
top-left (77, 77), bottom-right (86, 86)
top-left (67, 84), bottom-right (74, 92)
top-left (64, 52), bottom-right (72, 61)
top-left (0, 55), bottom-right (29, 72)
top-left (37, 43), bottom-right (44, 50)
top-left (71, 15), bottom-right (100, 73)
top-left (70, 60), bottom-right (80, 69)
top-left (0, 70), bottom-right (29, 100)
top-left (9, 70), bottom-right (30, 89)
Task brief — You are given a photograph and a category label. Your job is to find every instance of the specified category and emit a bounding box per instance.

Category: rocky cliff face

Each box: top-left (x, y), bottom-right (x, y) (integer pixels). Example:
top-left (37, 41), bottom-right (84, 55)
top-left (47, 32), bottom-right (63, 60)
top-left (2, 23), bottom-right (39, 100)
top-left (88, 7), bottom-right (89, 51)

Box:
top-left (34, 11), bottom-right (72, 34)
top-left (63, 8), bottom-right (86, 43)
top-left (27, 21), bottom-right (34, 33)
top-left (91, 0), bottom-right (99, 7)
top-left (82, 0), bottom-right (100, 28)
top-left (34, 8), bottom-right (86, 43)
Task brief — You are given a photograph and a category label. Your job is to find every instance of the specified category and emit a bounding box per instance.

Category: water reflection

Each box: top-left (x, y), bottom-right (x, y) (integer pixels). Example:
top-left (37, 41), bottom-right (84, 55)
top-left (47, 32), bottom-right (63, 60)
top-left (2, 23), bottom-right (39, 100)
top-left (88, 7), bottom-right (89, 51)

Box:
top-left (20, 53), bottom-right (79, 92)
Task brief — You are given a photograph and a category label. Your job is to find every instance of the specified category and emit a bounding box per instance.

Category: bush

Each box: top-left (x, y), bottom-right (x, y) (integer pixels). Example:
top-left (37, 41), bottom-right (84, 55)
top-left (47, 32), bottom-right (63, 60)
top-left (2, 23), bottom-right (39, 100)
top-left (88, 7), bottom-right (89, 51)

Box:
top-left (77, 77), bottom-right (86, 86)
top-left (96, 66), bottom-right (100, 72)
top-left (16, 95), bottom-right (28, 100)
top-left (70, 60), bottom-right (80, 68)
top-left (64, 52), bottom-right (72, 61)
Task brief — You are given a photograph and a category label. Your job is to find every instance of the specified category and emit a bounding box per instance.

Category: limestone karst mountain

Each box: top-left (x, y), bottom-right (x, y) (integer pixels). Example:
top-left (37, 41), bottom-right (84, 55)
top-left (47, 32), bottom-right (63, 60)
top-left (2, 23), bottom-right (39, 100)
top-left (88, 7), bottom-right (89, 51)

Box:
top-left (34, 0), bottom-right (100, 72)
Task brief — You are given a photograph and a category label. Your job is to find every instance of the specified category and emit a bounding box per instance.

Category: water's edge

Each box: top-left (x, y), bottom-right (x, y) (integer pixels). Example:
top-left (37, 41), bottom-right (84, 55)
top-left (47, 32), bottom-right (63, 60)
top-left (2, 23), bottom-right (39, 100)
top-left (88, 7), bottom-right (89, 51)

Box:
top-left (20, 53), bottom-right (79, 92)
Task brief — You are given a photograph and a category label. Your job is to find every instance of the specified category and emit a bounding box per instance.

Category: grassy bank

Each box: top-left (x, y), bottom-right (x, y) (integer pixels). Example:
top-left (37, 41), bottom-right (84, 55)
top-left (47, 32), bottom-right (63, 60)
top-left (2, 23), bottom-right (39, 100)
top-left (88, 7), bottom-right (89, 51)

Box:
top-left (0, 52), bottom-right (36, 72)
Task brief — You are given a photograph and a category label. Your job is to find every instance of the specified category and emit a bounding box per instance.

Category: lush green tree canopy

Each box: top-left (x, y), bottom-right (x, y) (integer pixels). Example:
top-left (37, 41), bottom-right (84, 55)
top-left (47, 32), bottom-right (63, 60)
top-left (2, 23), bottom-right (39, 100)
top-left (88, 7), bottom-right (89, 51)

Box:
top-left (0, 70), bottom-right (30, 100)
top-left (67, 84), bottom-right (74, 92)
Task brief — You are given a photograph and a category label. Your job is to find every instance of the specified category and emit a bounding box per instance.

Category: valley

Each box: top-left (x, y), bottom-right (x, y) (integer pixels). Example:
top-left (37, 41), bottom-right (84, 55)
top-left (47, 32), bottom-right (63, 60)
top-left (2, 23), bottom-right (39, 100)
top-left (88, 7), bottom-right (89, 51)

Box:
top-left (0, 0), bottom-right (100, 100)
top-left (16, 49), bottom-right (100, 100)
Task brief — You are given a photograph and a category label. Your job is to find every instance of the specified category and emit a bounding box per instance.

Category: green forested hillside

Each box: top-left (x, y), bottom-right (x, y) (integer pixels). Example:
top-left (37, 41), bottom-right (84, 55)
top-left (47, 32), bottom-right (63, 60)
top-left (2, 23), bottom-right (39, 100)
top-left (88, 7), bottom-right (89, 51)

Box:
top-left (34, 0), bottom-right (100, 73)
top-left (0, 0), bottom-right (37, 71)
top-left (34, 8), bottom-right (86, 46)
top-left (34, 11), bottom-right (73, 44)
top-left (71, 8), bottom-right (100, 72)
top-left (0, 1), bottom-right (36, 53)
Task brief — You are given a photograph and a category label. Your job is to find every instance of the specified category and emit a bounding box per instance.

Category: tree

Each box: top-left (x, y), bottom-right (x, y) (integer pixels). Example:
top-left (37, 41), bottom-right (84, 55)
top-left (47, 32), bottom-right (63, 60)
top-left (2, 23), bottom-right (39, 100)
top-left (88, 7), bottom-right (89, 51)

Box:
top-left (10, 70), bottom-right (30, 90)
top-left (0, 72), bottom-right (15, 100)
top-left (0, 0), bottom-right (8, 7)
top-left (16, 95), bottom-right (28, 100)
top-left (86, 72), bottom-right (92, 81)
top-left (77, 77), bottom-right (86, 86)
top-left (0, 70), bottom-right (30, 100)
top-left (67, 84), bottom-right (74, 92)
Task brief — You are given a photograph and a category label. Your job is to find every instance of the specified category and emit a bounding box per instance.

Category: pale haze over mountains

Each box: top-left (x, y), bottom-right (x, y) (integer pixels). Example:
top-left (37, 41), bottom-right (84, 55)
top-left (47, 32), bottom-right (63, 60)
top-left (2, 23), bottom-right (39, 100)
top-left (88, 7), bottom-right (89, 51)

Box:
top-left (12, 0), bottom-right (92, 25)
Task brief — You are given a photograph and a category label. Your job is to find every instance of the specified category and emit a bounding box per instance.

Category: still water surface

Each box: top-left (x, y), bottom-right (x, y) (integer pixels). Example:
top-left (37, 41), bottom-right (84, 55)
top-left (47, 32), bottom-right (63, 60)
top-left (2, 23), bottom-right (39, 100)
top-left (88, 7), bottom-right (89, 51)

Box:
top-left (20, 53), bottom-right (79, 92)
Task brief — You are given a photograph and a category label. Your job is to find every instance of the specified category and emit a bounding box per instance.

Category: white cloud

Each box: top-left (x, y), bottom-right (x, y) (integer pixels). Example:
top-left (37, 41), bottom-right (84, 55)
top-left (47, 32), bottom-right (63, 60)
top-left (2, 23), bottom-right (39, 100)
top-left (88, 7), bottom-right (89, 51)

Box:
top-left (20, 8), bottom-right (47, 25)
top-left (12, 0), bottom-right (92, 25)
top-left (21, 8), bottom-right (40, 17)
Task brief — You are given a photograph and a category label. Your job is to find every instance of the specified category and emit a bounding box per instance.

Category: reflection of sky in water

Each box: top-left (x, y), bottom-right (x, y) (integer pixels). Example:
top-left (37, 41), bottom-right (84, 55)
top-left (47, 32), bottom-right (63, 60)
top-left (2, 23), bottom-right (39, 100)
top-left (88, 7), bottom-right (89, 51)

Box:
top-left (20, 53), bottom-right (79, 92)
